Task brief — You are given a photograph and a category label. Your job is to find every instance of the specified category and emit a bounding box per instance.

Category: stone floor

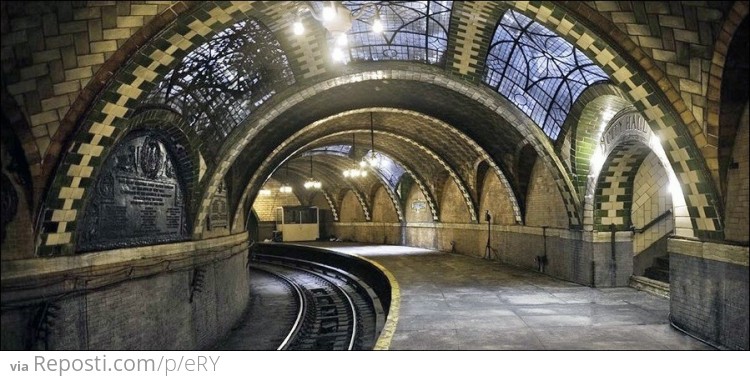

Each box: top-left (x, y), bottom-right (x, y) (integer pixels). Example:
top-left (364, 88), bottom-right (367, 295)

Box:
top-left (315, 243), bottom-right (713, 350)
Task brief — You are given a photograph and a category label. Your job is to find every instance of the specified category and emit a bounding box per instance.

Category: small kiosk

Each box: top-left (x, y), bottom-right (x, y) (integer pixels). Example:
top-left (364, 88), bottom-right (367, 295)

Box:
top-left (274, 206), bottom-right (319, 241)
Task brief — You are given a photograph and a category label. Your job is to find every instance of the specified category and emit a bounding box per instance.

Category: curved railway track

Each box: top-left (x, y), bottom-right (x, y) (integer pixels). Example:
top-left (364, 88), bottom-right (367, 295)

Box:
top-left (251, 254), bottom-right (379, 350)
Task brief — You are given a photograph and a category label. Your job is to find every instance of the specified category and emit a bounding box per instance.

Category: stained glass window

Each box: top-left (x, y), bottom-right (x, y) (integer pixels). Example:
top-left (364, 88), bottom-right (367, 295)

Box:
top-left (145, 19), bottom-right (294, 155)
top-left (483, 10), bottom-right (608, 140)
top-left (364, 150), bottom-right (405, 188)
top-left (336, 1), bottom-right (452, 64)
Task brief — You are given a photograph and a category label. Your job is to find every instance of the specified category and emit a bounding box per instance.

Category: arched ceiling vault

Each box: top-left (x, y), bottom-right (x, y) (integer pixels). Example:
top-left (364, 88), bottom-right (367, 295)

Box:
top-left (280, 155), bottom-right (376, 220)
top-left (233, 107), bottom-right (532, 230)
top-left (279, 152), bottom-right (404, 222)
top-left (29, 1), bottom-right (731, 254)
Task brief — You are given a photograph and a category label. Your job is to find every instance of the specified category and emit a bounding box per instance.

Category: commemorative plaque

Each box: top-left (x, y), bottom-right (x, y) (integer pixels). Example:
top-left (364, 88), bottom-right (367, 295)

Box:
top-left (78, 133), bottom-right (189, 251)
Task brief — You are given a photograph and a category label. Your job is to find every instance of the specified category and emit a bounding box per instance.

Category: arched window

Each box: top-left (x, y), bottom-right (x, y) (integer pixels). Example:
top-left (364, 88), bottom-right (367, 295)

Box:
top-left (483, 10), bottom-right (608, 140)
top-left (146, 19), bottom-right (294, 155)
top-left (340, 1), bottom-right (453, 64)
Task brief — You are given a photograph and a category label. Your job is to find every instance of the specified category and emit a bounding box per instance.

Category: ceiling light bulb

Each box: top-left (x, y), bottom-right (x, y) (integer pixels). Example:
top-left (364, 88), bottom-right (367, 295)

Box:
top-left (372, 18), bottom-right (383, 33)
top-left (362, 170), bottom-right (368, 177)
top-left (336, 32), bottom-right (348, 46)
top-left (332, 47), bottom-right (346, 63)
top-left (343, 170), bottom-right (350, 177)
top-left (322, 6), bottom-right (336, 21)
top-left (293, 20), bottom-right (304, 35)
top-left (359, 160), bottom-right (367, 168)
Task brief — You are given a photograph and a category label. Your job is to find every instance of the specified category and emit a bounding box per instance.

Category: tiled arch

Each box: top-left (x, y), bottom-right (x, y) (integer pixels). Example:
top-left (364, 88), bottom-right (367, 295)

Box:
top-left (242, 129), bottom-right (440, 232)
top-left (593, 140), bottom-right (653, 231)
top-left (505, 1), bottom-right (724, 239)
top-left (35, 2), bottom-right (291, 253)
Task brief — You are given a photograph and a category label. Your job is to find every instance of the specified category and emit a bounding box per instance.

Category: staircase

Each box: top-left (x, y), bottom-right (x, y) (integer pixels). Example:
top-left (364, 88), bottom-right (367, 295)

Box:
top-left (644, 254), bottom-right (670, 283)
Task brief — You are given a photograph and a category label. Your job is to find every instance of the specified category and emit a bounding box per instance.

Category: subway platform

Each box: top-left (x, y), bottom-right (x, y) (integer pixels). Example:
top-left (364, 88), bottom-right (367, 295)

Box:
top-left (310, 243), bottom-right (712, 350)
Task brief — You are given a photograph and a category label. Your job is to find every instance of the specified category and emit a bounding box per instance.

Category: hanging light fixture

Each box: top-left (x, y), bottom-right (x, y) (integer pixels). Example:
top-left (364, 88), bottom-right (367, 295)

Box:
top-left (291, 1), bottom-right (384, 64)
top-left (363, 111), bottom-right (380, 167)
top-left (304, 154), bottom-right (322, 189)
top-left (343, 133), bottom-right (367, 178)
top-left (279, 163), bottom-right (293, 193)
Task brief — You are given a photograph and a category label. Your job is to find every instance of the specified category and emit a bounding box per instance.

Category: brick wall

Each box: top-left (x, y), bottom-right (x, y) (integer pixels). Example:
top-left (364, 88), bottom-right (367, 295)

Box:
top-left (371, 187), bottom-right (399, 223)
top-left (439, 178), bottom-right (472, 223)
top-left (479, 169), bottom-right (521, 225)
top-left (0, 233), bottom-right (249, 350)
top-left (724, 104), bottom-right (749, 242)
top-left (669, 238), bottom-right (749, 350)
top-left (524, 159), bottom-right (570, 228)
top-left (340, 190), bottom-right (365, 223)
top-left (0, 1), bottom-right (175, 160)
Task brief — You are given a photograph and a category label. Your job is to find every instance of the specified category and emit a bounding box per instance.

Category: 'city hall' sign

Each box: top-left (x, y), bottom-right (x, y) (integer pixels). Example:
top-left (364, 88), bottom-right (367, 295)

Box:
top-left (600, 111), bottom-right (651, 155)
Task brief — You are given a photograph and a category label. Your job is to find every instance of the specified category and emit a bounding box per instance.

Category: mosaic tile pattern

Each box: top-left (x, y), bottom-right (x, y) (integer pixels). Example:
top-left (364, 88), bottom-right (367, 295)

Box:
top-left (510, 1), bottom-right (723, 238)
top-left (594, 140), bottom-right (652, 230)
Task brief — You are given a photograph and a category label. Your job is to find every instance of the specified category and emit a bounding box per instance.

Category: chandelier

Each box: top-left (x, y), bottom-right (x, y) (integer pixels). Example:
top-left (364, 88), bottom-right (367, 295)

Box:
top-left (304, 154), bottom-right (322, 189)
top-left (363, 112), bottom-right (380, 167)
top-left (292, 1), bottom-right (384, 63)
top-left (343, 133), bottom-right (368, 178)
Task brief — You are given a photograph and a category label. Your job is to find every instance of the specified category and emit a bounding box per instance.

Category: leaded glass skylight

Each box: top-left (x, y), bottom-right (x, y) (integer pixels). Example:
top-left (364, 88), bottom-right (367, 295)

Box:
top-left (483, 10), bottom-right (608, 140)
top-left (337, 1), bottom-right (453, 64)
top-left (364, 150), bottom-right (405, 188)
top-left (145, 19), bottom-right (294, 155)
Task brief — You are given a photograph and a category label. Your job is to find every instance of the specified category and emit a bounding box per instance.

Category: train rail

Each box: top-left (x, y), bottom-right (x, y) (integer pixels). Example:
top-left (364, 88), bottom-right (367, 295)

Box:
top-left (251, 253), bottom-right (379, 350)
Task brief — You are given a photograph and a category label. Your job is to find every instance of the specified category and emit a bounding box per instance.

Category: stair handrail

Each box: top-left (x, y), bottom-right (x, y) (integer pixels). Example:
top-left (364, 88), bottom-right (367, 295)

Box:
top-left (632, 209), bottom-right (672, 234)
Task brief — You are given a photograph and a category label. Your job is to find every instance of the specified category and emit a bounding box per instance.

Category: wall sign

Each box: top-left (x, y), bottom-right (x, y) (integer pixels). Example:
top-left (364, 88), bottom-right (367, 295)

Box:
top-left (600, 112), bottom-right (651, 155)
top-left (77, 133), bottom-right (189, 252)
top-left (411, 200), bottom-right (426, 212)
top-left (207, 180), bottom-right (228, 230)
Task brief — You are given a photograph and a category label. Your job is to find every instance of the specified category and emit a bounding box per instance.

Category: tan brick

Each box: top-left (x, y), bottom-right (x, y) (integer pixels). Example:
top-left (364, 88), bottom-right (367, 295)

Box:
top-left (19, 63), bottom-right (49, 80)
top-left (32, 49), bottom-right (61, 63)
top-left (77, 53), bottom-right (105, 67)
top-left (659, 15), bottom-right (686, 29)
top-left (30, 110), bottom-right (59, 126)
top-left (638, 36), bottom-right (663, 49)
top-left (611, 12), bottom-right (636, 24)
top-left (31, 125), bottom-right (49, 138)
top-left (102, 28), bottom-right (132, 40)
top-left (45, 34), bottom-right (74, 49)
top-left (652, 49), bottom-right (677, 63)
top-left (117, 16), bottom-right (144, 28)
top-left (679, 78), bottom-right (702, 94)
top-left (41, 95), bottom-right (70, 111)
top-left (47, 121), bottom-right (60, 137)
top-left (90, 40), bottom-right (117, 53)
top-left (131, 4), bottom-right (159, 16)
top-left (666, 63), bottom-right (689, 78)
top-left (64, 66), bottom-right (93, 81)
top-left (58, 20), bottom-right (87, 34)
top-left (673, 29), bottom-right (700, 44)
top-left (626, 24), bottom-right (651, 36)
top-left (53, 80), bottom-right (81, 96)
